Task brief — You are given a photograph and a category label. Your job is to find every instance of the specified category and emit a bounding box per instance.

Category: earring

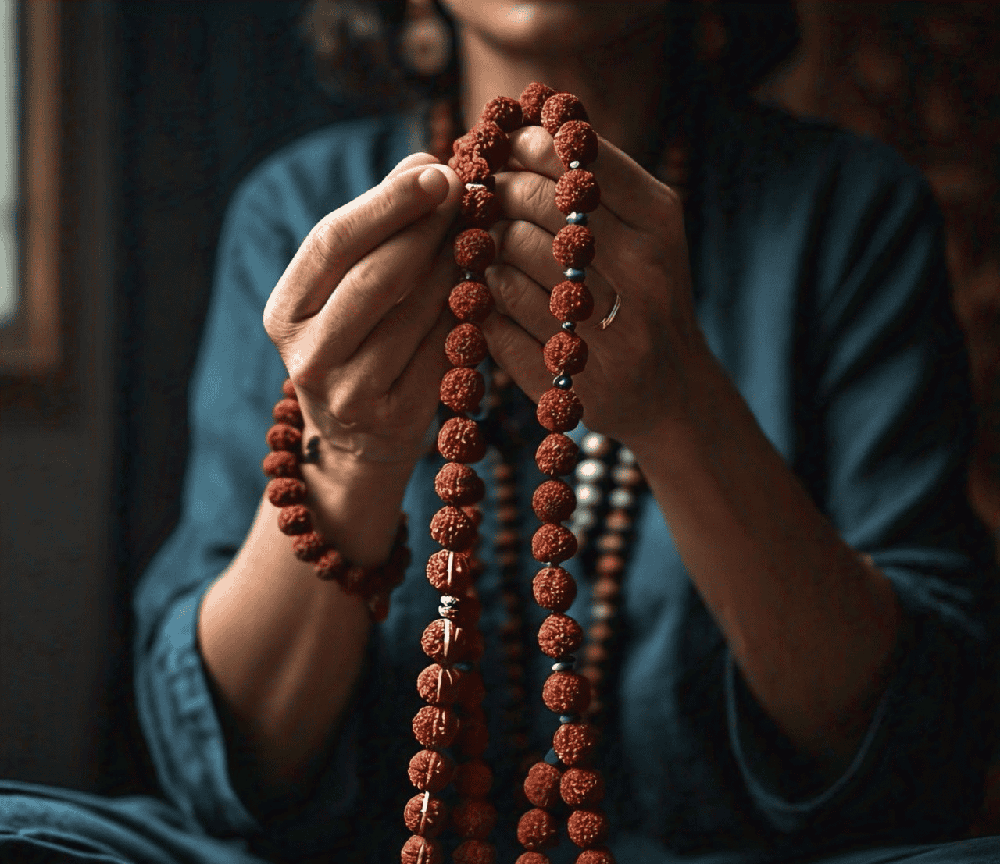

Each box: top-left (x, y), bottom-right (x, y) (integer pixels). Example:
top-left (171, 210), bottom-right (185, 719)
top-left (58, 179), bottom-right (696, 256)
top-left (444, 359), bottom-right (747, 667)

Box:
top-left (401, 0), bottom-right (452, 77)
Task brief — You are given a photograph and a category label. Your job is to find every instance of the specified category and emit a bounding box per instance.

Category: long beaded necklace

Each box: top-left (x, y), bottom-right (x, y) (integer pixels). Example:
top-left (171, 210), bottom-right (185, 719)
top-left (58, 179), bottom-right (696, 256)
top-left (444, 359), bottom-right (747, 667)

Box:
top-left (264, 82), bottom-right (690, 864)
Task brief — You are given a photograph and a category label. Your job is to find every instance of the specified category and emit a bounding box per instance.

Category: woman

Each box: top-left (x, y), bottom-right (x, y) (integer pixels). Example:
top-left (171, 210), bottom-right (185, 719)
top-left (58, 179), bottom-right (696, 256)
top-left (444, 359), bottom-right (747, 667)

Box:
top-left (1, 2), bottom-right (997, 863)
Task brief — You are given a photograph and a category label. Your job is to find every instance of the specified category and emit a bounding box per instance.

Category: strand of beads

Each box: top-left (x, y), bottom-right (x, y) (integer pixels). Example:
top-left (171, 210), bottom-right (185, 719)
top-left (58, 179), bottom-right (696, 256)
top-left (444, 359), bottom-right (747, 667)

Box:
top-left (263, 378), bottom-right (410, 619)
top-left (514, 86), bottom-right (615, 864)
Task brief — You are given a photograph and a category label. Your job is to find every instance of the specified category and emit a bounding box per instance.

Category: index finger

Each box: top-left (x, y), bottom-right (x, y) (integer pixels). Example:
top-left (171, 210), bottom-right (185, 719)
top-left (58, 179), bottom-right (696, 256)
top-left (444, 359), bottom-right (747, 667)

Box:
top-left (506, 125), bottom-right (676, 230)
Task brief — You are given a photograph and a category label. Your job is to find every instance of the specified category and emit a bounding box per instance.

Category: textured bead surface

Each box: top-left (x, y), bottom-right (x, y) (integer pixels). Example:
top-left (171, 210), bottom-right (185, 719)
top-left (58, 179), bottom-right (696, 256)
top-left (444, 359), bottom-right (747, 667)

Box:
top-left (408, 748), bottom-right (455, 793)
top-left (454, 759), bottom-right (493, 798)
top-left (532, 479), bottom-right (577, 523)
top-left (519, 82), bottom-right (556, 125)
top-left (537, 612), bottom-right (585, 657)
top-left (438, 417), bottom-right (487, 463)
top-left (426, 549), bottom-right (474, 593)
top-left (313, 548), bottom-right (346, 581)
top-left (567, 809), bottom-right (609, 849)
top-left (404, 793), bottom-right (449, 838)
top-left (445, 323), bottom-right (489, 368)
top-left (272, 398), bottom-right (304, 428)
top-left (266, 424), bottom-right (302, 452)
top-left (542, 672), bottom-right (592, 715)
top-left (541, 92), bottom-right (589, 135)
top-left (517, 808), bottom-right (559, 851)
top-left (549, 281), bottom-right (595, 323)
top-left (277, 504), bottom-right (312, 535)
top-left (536, 433), bottom-right (580, 476)
top-left (554, 122), bottom-right (599, 170)
top-left (455, 155), bottom-right (492, 185)
top-left (454, 839), bottom-right (497, 864)
top-left (543, 330), bottom-right (589, 376)
top-left (449, 281), bottom-right (494, 323)
top-left (417, 663), bottom-right (464, 706)
top-left (553, 723), bottom-right (599, 767)
top-left (461, 187), bottom-right (501, 228)
top-left (481, 95), bottom-right (523, 132)
top-left (552, 225), bottom-right (596, 269)
top-left (454, 228), bottom-right (496, 273)
top-left (457, 120), bottom-right (510, 171)
top-left (555, 169), bottom-right (601, 214)
top-left (537, 388), bottom-right (584, 433)
top-left (430, 505), bottom-right (477, 551)
top-left (523, 761), bottom-right (561, 810)
top-left (576, 849), bottom-right (615, 864)
top-left (452, 799), bottom-right (498, 839)
top-left (434, 463), bottom-right (485, 507)
top-left (401, 835), bottom-right (443, 864)
top-left (281, 378), bottom-right (298, 399)
top-left (515, 854), bottom-right (550, 864)
top-left (262, 450), bottom-right (301, 479)
top-left (266, 477), bottom-right (306, 507)
top-left (440, 366), bottom-right (486, 414)
top-left (412, 705), bottom-right (460, 749)
top-left (531, 523), bottom-right (579, 564)
top-left (421, 618), bottom-right (471, 664)
top-left (291, 531), bottom-right (327, 562)
top-left (561, 768), bottom-right (605, 808)
top-left (533, 566), bottom-right (578, 612)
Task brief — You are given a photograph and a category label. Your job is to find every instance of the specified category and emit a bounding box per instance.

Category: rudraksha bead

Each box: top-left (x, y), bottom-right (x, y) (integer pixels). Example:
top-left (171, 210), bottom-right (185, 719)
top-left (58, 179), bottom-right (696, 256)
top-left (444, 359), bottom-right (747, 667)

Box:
top-left (454, 839), bottom-right (497, 864)
top-left (516, 855), bottom-right (549, 864)
top-left (401, 835), bottom-right (443, 864)
top-left (523, 761), bottom-right (561, 810)
top-left (531, 523), bottom-right (579, 564)
top-left (555, 169), bottom-right (601, 216)
top-left (266, 424), bottom-right (302, 452)
top-left (543, 330), bottom-right (589, 376)
top-left (292, 531), bottom-right (326, 562)
top-left (454, 759), bottom-right (493, 798)
top-left (552, 723), bottom-right (599, 767)
top-left (430, 505), bottom-right (477, 551)
top-left (262, 450), bottom-right (301, 479)
top-left (435, 463), bottom-right (486, 507)
top-left (272, 398), bottom-right (303, 427)
top-left (452, 799), bottom-right (498, 839)
top-left (421, 618), bottom-right (472, 664)
top-left (549, 281), bottom-right (594, 322)
top-left (542, 672), bottom-right (591, 715)
top-left (552, 225), bottom-right (596, 269)
top-left (576, 848), bottom-right (615, 864)
top-left (313, 548), bottom-right (346, 581)
top-left (519, 82), bottom-right (556, 125)
top-left (449, 280), bottom-right (494, 323)
top-left (461, 186), bottom-right (501, 228)
top-left (438, 417), bottom-right (487, 463)
top-left (440, 366), bottom-right (486, 414)
top-left (537, 613), bottom-right (585, 658)
top-left (417, 663), bottom-right (464, 706)
top-left (458, 120), bottom-right (510, 171)
top-left (455, 155), bottom-right (492, 185)
top-left (540, 92), bottom-right (588, 135)
top-left (454, 228), bottom-right (496, 273)
top-left (266, 477), bottom-right (306, 506)
top-left (404, 793), bottom-right (449, 838)
top-left (412, 705), bottom-right (460, 749)
top-left (533, 566), bottom-right (578, 612)
top-left (554, 121), bottom-right (599, 170)
top-left (277, 504), bottom-right (311, 535)
top-left (517, 808), bottom-right (559, 851)
top-left (567, 809), bottom-right (609, 849)
top-left (446, 323), bottom-right (489, 369)
top-left (537, 388), bottom-right (584, 433)
top-left (426, 549), bottom-right (474, 593)
top-left (536, 433), bottom-right (579, 476)
top-left (560, 768), bottom-right (605, 807)
top-left (532, 479), bottom-right (577, 523)
top-left (481, 95), bottom-right (523, 132)
top-left (408, 748), bottom-right (455, 793)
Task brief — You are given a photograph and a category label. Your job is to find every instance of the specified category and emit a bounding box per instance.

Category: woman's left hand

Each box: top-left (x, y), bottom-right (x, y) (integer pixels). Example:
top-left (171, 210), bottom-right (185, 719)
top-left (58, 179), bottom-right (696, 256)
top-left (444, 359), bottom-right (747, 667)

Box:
top-left (483, 125), bottom-right (708, 445)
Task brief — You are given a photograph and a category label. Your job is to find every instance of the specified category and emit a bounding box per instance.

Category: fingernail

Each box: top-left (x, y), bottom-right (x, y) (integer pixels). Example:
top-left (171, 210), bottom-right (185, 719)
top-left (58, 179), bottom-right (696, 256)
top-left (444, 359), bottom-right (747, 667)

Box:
top-left (418, 166), bottom-right (449, 203)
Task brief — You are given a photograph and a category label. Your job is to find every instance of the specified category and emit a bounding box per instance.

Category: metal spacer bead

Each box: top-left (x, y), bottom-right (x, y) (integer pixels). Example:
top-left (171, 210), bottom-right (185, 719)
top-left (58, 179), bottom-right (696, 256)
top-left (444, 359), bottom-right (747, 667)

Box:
top-left (564, 267), bottom-right (586, 282)
top-left (553, 374), bottom-right (573, 390)
top-left (551, 660), bottom-right (576, 672)
top-left (464, 270), bottom-right (476, 281)
top-left (610, 488), bottom-right (635, 509)
top-left (559, 714), bottom-right (581, 724)
top-left (544, 748), bottom-right (562, 766)
top-left (566, 211), bottom-right (588, 225)
top-left (561, 320), bottom-right (577, 332)
top-left (569, 160), bottom-right (581, 170)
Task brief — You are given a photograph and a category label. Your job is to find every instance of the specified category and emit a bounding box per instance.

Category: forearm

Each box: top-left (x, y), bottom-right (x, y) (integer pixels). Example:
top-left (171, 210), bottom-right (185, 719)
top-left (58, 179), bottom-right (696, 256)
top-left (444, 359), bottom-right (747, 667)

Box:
top-left (626, 342), bottom-right (901, 771)
top-left (197, 452), bottom-right (413, 807)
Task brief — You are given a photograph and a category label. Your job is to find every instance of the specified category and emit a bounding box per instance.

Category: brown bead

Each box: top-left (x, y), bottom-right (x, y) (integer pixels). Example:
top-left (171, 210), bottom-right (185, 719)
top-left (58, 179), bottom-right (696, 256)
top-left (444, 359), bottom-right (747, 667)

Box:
top-left (281, 378), bottom-right (298, 399)
top-left (560, 768), bottom-right (605, 807)
top-left (430, 505), bottom-right (477, 551)
top-left (455, 155), bottom-right (492, 186)
top-left (408, 748), bottom-right (455, 793)
top-left (292, 531), bottom-right (327, 562)
top-left (464, 120), bottom-right (511, 172)
top-left (576, 849), bottom-right (615, 864)
top-left (541, 92), bottom-right (589, 136)
top-left (440, 367), bottom-right (486, 414)
top-left (438, 417), bottom-right (487, 464)
top-left (523, 761), bottom-right (561, 810)
top-left (266, 423), bottom-right (302, 452)
top-left (517, 808), bottom-right (559, 851)
top-left (457, 719), bottom-right (489, 757)
top-left (553, 723), bottom-right (599, 767)
top-left (426, 549), bottom-right (473, 593)
top-left (543, 672), bottom-right (592, 715)
top-left (596, 533), bottom-right (626, 554)
top-left (543, 331), bottom-right (588, 376)
top-left (533, 566), bottom-right (578, 612)
top-left (592, 576), bottom-right (621, 601)
top-left (554, 122), bottom-right (599, 171)
top-left (417, 663), bottom-right (464, 706)
top-left (272, 398), bottom-right (304, 428)
top-left (461, 186), bottom-right (501, 228)
top-left (536, 433), bottom-right (579, 476)
top-left (266, 477), bottom-right (306, 507)
top-left (595, 554), bottom-right (624, 578)
top-left (421, 618), bottom-right (472, 664)
top-left (452, 799), bottom-right (497, 840)
top-left (313, 548), bottom-right (346, 581)
top-left (458, 669), bottom-right (486, 708)
top-left (454, 840), bottom-right (496, 864)
top-left (516, 854), bottom-right (550, 864)
top-left (445, 323), bottom-right (489, 368)
top-left (552, 225), bottom-right (596, 269)
top-left (404, 793), bottom-right (449, 839)
top-left (567, 809), bottom-right (609, 849)
top-left (454, 759), bottom-right (493, 798)
top-left (402, 835), bottom-right (443, 864)
top-left (262, 450), bottom-right (300, 479)
top-left (537, 388), bottom-right (584, 434)
top-left (538, 613), bottom-right (585, 658)
top-left (434, 463), bottom-right (485, 507)
top-left (549, 281), bottom-right (594, 323)
top-left (277, 504), bottom-right (312, 535)
top-left (532, 523), bottom-right (579, 565)
top-left (449, 280), bottom-right (494, 323)
top-left (605, 510), bottom-right (632, 532)
top-left (413, 705), bottom-right (460, 749)
top-left (454, 228), bottom-right (496, 273)
top-left (532, 479), bottom-right (577, 524)
top-left (519, 82), bottom-right (556, 125)
top-left (555, 169), bottom-right (600, 217)
top-left (481, 95), bottom-right (523, 132)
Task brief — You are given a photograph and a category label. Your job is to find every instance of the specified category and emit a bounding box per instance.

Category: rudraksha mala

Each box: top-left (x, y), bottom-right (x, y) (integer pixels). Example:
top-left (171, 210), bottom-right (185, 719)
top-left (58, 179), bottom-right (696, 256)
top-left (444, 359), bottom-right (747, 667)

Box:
top-left (403, 83), bottom-right (614, 864)
top-left (262, 378), bottom-right (412, 621)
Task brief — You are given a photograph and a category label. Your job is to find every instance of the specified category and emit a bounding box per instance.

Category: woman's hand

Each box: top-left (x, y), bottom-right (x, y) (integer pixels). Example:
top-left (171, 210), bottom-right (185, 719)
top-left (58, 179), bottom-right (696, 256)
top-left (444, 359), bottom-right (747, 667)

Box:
top-left (264, 153), bottom-right (463, 467)
top-left (483, 126), bottom-right (708, 446)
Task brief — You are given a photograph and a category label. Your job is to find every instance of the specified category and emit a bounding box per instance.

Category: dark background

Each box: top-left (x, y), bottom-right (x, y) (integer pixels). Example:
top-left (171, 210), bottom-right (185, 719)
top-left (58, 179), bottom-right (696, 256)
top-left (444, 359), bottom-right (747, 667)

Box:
top-left (1, 0), bottom-right (998, 808)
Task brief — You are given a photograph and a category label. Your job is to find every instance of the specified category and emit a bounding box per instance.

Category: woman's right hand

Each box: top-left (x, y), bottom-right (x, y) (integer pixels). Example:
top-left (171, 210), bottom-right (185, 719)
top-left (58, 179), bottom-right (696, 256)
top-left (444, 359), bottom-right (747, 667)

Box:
top-left (263, 153), bottom-right (463, 469)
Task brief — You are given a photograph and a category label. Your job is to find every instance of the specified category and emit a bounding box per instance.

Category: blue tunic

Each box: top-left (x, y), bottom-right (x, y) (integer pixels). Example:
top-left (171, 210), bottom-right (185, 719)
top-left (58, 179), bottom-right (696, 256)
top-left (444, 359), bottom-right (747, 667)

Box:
top-left (2, 105), bottom-right (997, 864)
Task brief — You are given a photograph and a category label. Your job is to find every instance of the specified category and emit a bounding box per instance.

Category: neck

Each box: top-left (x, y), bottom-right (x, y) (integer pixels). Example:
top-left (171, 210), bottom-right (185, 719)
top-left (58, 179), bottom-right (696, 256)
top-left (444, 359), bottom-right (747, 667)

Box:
top-left (456, 20), bottom-right (672, 165)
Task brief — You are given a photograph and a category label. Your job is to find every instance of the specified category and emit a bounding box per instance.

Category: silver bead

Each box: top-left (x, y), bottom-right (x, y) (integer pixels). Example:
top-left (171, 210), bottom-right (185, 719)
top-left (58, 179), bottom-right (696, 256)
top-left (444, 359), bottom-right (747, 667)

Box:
top-left (566, 211), bottom-right (588, 225)
top-left (575, 482), bottom-right (602, 507)
top-left (581, 432), bottom-right (610, 456)
top-left (569, 160), bottom-right (581, 170)
top-left (552, 660), bottom-right (576, 672)
top-left (617, 447), bottom-right (637, 466)
top-left (609, 488), bottom-right (635, 509)
top-left (576, 458), bottom-right (607, 482)
top-left (564, 267), bottom-right (586, 282)
top-left (570, 508), bottom-right (598, 530)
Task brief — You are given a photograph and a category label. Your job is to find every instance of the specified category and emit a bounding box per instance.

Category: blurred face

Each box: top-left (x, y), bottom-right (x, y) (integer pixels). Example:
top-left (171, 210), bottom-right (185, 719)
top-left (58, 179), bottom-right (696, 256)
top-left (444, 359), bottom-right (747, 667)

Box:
top-left (440, 1), bottom-right (672, 54)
